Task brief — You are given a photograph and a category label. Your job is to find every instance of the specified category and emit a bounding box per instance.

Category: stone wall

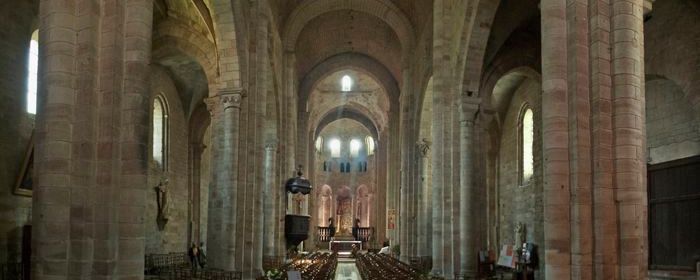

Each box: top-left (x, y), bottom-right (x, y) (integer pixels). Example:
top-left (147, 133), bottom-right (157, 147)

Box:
top-left (145, 65), bottom-right (190, 254)
top-left (645, 79), bottom-right (700, 164)
top-left (645, 0), bottom-right (700, 164)
top-left (0, 0), bottom-right (37, 262)
top-left (496, 78), bottom-right (543, 252)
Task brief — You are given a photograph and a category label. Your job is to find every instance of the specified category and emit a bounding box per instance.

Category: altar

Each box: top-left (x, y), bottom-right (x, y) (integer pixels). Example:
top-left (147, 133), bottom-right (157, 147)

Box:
top-left (329, 240), bottom-right (362, 253)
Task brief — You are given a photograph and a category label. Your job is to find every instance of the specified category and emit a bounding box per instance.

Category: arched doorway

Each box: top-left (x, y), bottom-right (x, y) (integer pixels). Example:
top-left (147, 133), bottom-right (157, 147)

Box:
top-left (356, 185), bottom-right (371, 227)
top-left (318, 185), bottom-right (334, 226)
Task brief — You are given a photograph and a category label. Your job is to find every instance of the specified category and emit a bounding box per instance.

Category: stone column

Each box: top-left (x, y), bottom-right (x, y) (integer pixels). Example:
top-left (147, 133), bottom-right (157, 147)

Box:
top-left (400, 163), bottom-right (409, 262)
top-left (567, 0), bottom-right (594, 278)
top-left (262, 142), bottom-right (277, 267)
top-left (541, 0), bottom-right (572, 278)
top-left (205, 90), bottom-right (244, 271)
top-left (33, 0), bottom-right (153, 278)
top-left (590, 0), bottom-right (620, 278)
top-left (459, 98), bottom-right (480, 277)
top-left (190, 143), bottom-right (205, 244)
top-left (417, 139), bottom-right (431, 266)
top-left (611, 1), bottom-right (647, 279)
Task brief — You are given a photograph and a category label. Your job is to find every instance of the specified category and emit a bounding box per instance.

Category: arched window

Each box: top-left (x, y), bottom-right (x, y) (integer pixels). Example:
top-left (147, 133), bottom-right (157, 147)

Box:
top-left (365, 136), bottom-right (375, 156)
top-left (349, 139), bottom-right (362, 157)
top-left (26, 30), bottom-right (39, 114)
top-left (521, 108), bottom-right (534, 184)
top-left (341, 75), bottom-right (352, 92)
top-left (329, 138), bottom-right (341, 158)
top-left (153, 95), bottom-right (169, 170)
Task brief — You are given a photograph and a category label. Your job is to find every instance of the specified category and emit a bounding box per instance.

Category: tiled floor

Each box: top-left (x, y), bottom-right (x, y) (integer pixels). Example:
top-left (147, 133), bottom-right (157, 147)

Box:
top-left (335, 259), bottom-right (362, 280)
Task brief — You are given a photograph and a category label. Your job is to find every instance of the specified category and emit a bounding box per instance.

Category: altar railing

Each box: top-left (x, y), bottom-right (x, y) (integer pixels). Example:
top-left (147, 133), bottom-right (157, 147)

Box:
top-left (317, 227), bottom-right (374, 242)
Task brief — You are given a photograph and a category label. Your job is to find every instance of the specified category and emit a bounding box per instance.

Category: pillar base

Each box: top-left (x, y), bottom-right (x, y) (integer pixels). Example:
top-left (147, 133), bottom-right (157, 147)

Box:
top-left (262, 256), bottom-right (285, 270)
top-left (415, 256), bottom-right (432, 273)
top-left (454, 270), bottom-right (477, 280)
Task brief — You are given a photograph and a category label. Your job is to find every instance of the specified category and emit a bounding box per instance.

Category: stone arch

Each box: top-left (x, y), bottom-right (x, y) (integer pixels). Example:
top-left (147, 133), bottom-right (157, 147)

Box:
top-left (314, 107), bottom-right (380, 142)
top-left (485, 66), bottom-right (541, 131)
top-left (153, 19), bottom-right (218, 88)
top-left (460, 0), bottom-right (502, 93)
top-left (489, 64), bottom-right (544, 257)
top-left (282, 0), bottom-right (414, 52)
top-left (299, 53), bottom-right (400, 106)
top-left (209, 0), bottom-right (245, 91)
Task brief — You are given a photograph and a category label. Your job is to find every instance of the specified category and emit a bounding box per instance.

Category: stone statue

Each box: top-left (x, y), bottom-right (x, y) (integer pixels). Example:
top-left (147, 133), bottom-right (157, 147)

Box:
top-left (515, 222), bottom-right (526, 248)
top-left (156, 178), bottom-right (170, 229)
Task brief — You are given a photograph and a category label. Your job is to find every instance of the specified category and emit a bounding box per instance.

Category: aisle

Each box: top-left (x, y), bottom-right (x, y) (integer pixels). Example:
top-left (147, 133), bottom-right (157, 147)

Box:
top-left (335, 258), bottom-right (362, 280)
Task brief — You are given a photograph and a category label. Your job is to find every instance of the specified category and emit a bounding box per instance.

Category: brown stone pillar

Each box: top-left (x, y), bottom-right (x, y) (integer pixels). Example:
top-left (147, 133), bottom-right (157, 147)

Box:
top-left (566, 0), bottom-right (594, 279)
top-left (205, 90), bottom-right (244, 271)
top-left (33, 0), bottom-right (153, 278)
top-left (541, 0), bottom-right (572, 278)
top-left (611, 1), bottom-right (647, 279)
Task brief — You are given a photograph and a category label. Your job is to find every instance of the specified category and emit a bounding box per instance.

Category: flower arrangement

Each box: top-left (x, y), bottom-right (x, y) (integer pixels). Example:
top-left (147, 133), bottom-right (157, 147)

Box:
top-left (265, 268), bottom-right (284, 280)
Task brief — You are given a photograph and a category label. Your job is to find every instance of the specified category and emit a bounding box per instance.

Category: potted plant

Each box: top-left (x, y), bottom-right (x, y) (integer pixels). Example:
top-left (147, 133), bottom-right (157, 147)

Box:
top-left (264, 268), bottom-right (284, 280)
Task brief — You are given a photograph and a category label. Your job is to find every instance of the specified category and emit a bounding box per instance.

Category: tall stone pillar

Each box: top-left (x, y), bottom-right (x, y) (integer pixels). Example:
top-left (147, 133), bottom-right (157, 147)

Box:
top-left (33, 0), bottom-right (153, 278)
top-left (540, 0), bottom-right (572, 278)
top-left (459, 98), bottom-right (479, 277)
top-left (205, 90), bottom-right (244, 271)
top-left (417, 140), bottom-right (431, 267)
top-left (590, 0), bottom-right (620, 278)
top-left (262, 142), bottom-right (278, 267)
top-left (400, 162), bottom-right (409, 262)
top-left (189, 143), bottom-right (205, 244)
top-left (611, 1), bottom-right (647, 279)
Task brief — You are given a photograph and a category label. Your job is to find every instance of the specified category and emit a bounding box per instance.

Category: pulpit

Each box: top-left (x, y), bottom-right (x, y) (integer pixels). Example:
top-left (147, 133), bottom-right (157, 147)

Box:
top-left (285, 214), bottom-right (311, 246)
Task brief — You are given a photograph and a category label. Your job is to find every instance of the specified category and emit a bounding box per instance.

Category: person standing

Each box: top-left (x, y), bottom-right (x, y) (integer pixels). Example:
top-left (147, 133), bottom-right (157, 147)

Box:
top-left (328, 218), bottom-right (336, 240)
top-left (197, 242), bottom-right (207, 268)
top-left (352, 218), bottom-right (360, 241)
top-left (188, 243), bottom-right (199, 270)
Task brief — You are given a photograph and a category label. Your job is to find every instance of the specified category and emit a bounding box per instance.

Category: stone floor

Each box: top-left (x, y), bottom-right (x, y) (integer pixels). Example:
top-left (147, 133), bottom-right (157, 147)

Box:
top-left (335, 258), bottom-right (361, 280)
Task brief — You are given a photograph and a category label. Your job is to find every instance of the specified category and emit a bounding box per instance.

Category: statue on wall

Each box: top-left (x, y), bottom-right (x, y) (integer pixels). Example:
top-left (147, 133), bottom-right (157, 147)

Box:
top-left (156, 178), bottom-right (170, 230)
top-left (417, 138), bottom-right (431, 158)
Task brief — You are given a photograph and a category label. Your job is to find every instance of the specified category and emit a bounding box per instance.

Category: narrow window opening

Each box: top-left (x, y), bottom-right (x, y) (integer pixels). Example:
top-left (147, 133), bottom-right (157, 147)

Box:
top-left (27, 30), bottom-right (39, 114)
top-left (350, 139), bottom-right (362, 157)
top-left (153, 96), bottom-right (168, 170)
top-left (522, 108), bottom-right (534, 184)
top-left (329, 138), bottom-right (341, 158)
top-left (341, 75), bottom-right (352, 92)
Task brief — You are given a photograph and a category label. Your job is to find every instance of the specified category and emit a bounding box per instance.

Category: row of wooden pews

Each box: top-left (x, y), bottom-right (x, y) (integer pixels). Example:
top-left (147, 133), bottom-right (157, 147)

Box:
top-left (154, 268), bottom-right (241, 280)
top-left (278, 252), bottom-right (338, 280)
top-left (144, 253), bottom-right (241, 280)
top-left (356, 252), bottom-right (423, 280)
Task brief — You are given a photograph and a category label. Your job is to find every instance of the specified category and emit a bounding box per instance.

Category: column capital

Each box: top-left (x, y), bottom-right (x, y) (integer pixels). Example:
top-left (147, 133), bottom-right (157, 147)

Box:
top-left (460, 95), bottom-right (480, 125)
top-left (416, 138), bottom-right (431, 158)
top-left (265, 140), bottom-right (278, 151)
top-left (205, 89), bottom-right (246, 114)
